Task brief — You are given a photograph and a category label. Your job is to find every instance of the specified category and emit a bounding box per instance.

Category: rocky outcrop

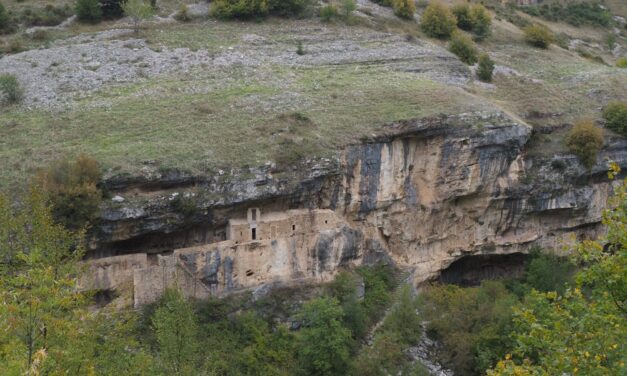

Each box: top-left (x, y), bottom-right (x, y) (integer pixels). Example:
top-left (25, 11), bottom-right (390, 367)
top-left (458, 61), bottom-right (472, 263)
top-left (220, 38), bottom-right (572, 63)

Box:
top-left (85, 111), bottom-right (627, 306)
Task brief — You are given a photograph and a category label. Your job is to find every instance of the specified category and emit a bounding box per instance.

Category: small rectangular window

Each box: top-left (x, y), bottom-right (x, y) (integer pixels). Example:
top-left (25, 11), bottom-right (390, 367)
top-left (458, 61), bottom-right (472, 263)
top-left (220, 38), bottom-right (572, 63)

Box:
top-left (252, 228), bottom-right (257, 240)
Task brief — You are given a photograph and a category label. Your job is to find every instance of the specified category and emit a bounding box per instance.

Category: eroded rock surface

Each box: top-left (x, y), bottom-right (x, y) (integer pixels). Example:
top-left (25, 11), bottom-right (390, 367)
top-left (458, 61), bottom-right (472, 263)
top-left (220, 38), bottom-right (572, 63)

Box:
top-left (84, 111), bottom-right (627, 306)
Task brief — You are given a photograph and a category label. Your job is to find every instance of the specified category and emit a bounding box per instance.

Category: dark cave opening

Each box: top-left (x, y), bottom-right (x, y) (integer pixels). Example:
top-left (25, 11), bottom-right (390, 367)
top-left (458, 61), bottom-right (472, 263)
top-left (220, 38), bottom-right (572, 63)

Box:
top-left (438, 252), bottom-right (529, 287)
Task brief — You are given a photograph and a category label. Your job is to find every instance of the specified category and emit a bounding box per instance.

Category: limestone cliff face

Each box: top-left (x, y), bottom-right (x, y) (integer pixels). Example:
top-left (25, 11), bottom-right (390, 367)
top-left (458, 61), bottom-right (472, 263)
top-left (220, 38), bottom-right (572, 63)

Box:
top-left (85, 112), bottom-right (627, 305)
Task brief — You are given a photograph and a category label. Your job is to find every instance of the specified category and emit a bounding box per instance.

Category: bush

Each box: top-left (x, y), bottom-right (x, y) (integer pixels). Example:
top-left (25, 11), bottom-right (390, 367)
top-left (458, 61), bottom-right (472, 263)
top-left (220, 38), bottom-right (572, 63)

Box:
top-left (0, 1), bottom-right (11, 32)
top-left (420, 2), bottom-right (457, 39)
top-left (34, 154), bottom-right (103, 229)
top-left (212, 0), bottom-right (269, 19)
top-left (212, 0), bottom-right (315, 19)
top-left (75, 0), bottom-right (102, 23)
top-left (565, 120), bottom-right (604, 168)
top-left (392, 0), bottom-right (415, 20)
top-left (521, 2), bottom-right (611, 27)
top-left (525, 250), bottom-right (575, 295)
top-left (477, 53), bottom-right (494, 82)
top-left (99, 0), bottom-right (125, 20)
top-left (18, 4), bottom-right (73, 27)
top-left (174, 4), bottom-right (191, 22)
top-left (523, 24), bottom-right (554, 48)
top-left (448, 31), bottom-right (478, 65)
top-left (320, 4), bottom-right (338, 22)
top-left (340, 0), bottom-right (357, 18)
top-left (602, 102), bottom-right (627, 137)
top-left (122, 0), bottom-right (154, 33)
top-left (419, 282), bottom-right (517, 375)
top-left (469, 4), bottom-right (491, 40)
top-left (267, 0), bottom-right (315, 18)
top-left (0, 74), bottom-right (23, 103)
top-left (451, 3), bottom-right (472, 31)
top-left (617, 58), bottom-right (627, 68)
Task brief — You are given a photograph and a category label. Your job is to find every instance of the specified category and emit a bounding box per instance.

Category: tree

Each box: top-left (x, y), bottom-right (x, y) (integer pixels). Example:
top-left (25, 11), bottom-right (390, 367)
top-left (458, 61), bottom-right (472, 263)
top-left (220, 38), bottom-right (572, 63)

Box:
top-left (420, 2), bottom-right (457, 39)
top-left (152, 288), bottom-right (199, 376)
top-left (298, 297), bottom-right (352, 376)
top-left (0, 188), bottom-right (88, 373)
top-left (602, 102), bottom-right (627, 137)
top-left (0, 1), bottom-right (10, 32)
top-left (523, 24), bottom-right (554, 48)
top-left (75, 0), bottom-right (103, 23)
top-left (33, 154), bottom-right (102, 230)
top-left (448, 30), bottom-right (478, 65)
top-left (488, 163), bottom-right (627, 375)
top-left (477, 53), bottom-right (495, 82)
top-left (122, 0), bottom-right (154, 33)
top-left (565, 120), bottom-right (604, 169)
top-left (451, 3), bottom-right (472, 31)
top-left (469, 4), bottom-right (491, 41)
top-left (340, 0), bottom-right (357, 18)
top-left (392, 0), bottom-right (416, 20)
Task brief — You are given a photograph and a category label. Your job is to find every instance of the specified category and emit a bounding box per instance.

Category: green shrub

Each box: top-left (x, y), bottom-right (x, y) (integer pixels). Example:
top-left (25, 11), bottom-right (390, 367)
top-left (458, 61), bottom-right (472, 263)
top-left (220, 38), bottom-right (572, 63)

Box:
top-left (174, 4), bottom-right (191, 22)
top-left (525, 250), bottom-right (575, 295)
top-left (267, 0), bottom-right (315, 18)
top-left (211, 0), bottom-right (269, 19)
top-left (0, 74), bottom-right (23, 103)
top-left (419, 281), bottom-right (517, 375)
top-left (34, 154), bottom-right (103, 229)
top-left (469, 4), bottom-right (491, 40)
top-left (451, 3), bottom-right (472, 31)
top-left (76, 0), bottom-right (102, 23)
top-left (99, 0), bottom-right (125, 20)
top-left (122, 0), bottom-right (154, 33)
top-left (0, 1), bottom-right (11, 32)
top-left (477, 53), bottom-right (494, 82)
top-left (212, 0), bottom-right (315, 19)
top-left (523, 24), bottom-right (554, 48)
top-left (320, 4), bottom-right (339, 22)
top-left (392, 0), bottom-right (415, 20)
top-left (565, 120), bottom-right (604, 168)
top-left (448, 31), bottom-right (478, 65)
top-left (420, 2), bottom-right (457, 39)
top-left (617, 58), bottom-right (627, 68)
top-left (18, 4), bottom-right (73, 27)
top-left (340, 0), bottom-right (357, 17)
top-left (521, 1), bottom-right (611, 27)
top-left (602, 102), bottom-right (627, 137)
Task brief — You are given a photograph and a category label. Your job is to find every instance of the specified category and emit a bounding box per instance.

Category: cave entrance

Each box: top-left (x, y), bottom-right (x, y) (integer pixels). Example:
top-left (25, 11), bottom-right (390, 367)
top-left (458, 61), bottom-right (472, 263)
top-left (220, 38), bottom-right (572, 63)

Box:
top-left (252, 228), bottom-right (257, 240)
top-left (438, 253), bottom-right (529, 287)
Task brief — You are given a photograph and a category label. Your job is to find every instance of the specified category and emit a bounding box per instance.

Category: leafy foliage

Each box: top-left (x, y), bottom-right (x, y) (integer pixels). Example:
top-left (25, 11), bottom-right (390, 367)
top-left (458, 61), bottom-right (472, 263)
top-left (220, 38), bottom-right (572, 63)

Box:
top-left (449, 30), bottom-right (478, 65)
top-left (0, 74), bottom-right (23, 104)
top-left (476, 53), bottom-right (494, 82)
top-left (212, 0), bottom-right (315, 19)
top-left (603, 102), bottom-right (627, 137)
top-left (525, 250), bottom-right (575, 295)
top-left (75, 0), bottom-right (102, 23)
top-left (452, 3), bottom-right (491, 40)
top-left (0, 189), bottom-right (87, 373)
top-left (152, 289), bottom-right (199, 375)
top-left (122, 0), bottom-right (154, 33)
top-left (469, 4), bottom-right (491, 41)
top-left (33, 154), bottom-right (103, 230)
top-left (489, 164), bottom-right (627, 375)
top-left (523, 24), bottom-right (555, 49)
top-left (0, 2), bottom-right (8, 32)
top-left (565, 120), bottom-right (604, 169)
top-left (298, 297), bottom-right (352, 375)
top-left (392, 0), bottom-right (416, 20)
top-left (522, 1), bottom-right (612, 27)
top-left (617, 58), bottom-right (627, 68)
top-left (320, 4), bottom-right (339, 22)
top-left (420, 2), bottom-right (458, 39)
top-left (419, 281), bottom-right (518, 375)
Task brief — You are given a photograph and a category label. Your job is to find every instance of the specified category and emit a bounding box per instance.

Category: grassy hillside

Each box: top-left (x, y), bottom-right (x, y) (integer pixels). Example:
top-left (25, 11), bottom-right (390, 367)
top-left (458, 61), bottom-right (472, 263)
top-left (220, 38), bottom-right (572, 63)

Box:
top-left (0, 0), bottom-right (625, 190)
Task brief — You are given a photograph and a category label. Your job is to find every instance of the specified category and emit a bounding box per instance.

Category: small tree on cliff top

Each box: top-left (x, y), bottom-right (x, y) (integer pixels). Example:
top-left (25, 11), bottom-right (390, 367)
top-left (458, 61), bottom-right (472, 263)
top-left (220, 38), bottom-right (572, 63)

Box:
top-left (123, 0), bottom-right (154, 33)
